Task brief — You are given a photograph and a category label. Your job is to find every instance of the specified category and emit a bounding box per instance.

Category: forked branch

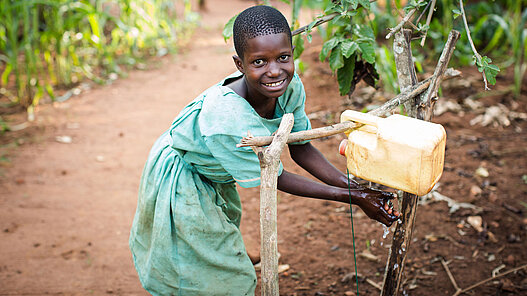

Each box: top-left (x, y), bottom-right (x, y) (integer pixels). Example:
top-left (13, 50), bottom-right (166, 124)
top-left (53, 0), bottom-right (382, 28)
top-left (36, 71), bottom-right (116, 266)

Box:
top-left (237, 69), bottom-right (460, 148)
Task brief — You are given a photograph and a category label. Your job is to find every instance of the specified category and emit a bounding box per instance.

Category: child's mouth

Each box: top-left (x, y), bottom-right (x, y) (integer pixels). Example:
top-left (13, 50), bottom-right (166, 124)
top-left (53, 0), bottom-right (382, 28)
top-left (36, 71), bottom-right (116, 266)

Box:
top-left (262, 79), bottom-right (285, 88)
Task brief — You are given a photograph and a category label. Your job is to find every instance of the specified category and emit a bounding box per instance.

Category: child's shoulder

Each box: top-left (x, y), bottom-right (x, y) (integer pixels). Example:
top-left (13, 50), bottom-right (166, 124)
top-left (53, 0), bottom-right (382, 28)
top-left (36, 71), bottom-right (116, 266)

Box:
top-left (201, 76), bottom-right (251, 115)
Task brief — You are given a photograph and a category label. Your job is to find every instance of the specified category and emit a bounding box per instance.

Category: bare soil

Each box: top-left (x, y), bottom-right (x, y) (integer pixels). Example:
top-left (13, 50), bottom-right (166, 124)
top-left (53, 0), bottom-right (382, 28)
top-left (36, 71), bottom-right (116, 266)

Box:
top-left (1, 1), bottom-right (526, 295)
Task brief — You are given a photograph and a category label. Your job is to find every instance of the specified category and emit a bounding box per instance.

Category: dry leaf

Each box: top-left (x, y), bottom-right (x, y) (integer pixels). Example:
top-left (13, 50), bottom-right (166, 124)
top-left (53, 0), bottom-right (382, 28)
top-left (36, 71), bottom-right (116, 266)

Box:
top-left (55, 136), bottom-right (72, 144)
top-left (467, 216), bottom-right (483, 232)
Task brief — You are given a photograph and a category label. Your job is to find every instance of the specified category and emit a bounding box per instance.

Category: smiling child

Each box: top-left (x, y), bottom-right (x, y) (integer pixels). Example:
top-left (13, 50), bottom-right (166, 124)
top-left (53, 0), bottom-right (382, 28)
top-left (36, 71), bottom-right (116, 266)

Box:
top-left (129, 5), bottom-right (399, 295)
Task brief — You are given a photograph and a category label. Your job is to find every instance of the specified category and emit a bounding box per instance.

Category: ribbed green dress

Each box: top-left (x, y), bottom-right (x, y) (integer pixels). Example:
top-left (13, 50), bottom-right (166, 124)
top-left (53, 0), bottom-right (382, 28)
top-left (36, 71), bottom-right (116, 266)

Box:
top-left (129, 71), bottom-right (311, 295)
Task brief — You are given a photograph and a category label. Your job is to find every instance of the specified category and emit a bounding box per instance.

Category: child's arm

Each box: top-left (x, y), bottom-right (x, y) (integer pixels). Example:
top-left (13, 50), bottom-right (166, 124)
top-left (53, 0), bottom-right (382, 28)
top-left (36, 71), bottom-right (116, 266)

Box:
top-left (277, 170), bottom-right (399, 226)
top-left (288, 142), bottom-right (352, 188)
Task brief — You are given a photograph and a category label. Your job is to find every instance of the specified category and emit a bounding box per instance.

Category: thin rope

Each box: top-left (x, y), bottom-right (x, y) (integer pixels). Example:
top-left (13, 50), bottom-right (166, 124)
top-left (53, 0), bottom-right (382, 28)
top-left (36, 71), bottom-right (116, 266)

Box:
top-left (347, 168), bottom-right (360, 296)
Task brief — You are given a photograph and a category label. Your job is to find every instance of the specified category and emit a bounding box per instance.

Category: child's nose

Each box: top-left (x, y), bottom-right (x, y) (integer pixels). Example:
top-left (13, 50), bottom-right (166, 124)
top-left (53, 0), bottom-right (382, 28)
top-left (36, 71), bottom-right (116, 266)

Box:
top-left (267, 61), bottom-right (281, 77)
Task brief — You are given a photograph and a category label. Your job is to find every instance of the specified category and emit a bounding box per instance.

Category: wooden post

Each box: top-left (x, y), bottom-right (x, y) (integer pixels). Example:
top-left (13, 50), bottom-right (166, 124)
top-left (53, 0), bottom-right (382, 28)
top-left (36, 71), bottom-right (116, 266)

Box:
top-left (255, 113), bottom-right (295, 296)
top-left (381, 30), bottom-right (460, 296)
top-left (380, 29), bottom-right (420, 296)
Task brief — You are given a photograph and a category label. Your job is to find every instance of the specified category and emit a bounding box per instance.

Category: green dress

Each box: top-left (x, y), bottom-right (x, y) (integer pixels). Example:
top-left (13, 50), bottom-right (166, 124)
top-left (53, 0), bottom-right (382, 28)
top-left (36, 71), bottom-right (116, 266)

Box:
top-left (129, 71), bottom-right (311, 295)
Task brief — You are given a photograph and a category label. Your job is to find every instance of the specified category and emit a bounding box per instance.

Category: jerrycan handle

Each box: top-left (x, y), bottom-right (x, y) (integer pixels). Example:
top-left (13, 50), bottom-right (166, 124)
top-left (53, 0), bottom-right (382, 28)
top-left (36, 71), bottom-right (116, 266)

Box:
top-left (340, 110), bottom-right (381, 127)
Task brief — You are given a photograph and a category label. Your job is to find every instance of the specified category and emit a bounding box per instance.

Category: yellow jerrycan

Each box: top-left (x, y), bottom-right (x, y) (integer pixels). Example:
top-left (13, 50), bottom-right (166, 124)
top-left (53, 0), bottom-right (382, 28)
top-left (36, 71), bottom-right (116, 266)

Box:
top-left (339, 110), bottom-right (446, 196)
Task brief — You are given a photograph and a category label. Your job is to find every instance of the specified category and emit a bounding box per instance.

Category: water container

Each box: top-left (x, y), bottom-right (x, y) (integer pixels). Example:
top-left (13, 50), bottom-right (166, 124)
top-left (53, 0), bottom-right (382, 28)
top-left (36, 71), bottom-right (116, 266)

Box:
top-left (339, 110), bottom-right (446, 196)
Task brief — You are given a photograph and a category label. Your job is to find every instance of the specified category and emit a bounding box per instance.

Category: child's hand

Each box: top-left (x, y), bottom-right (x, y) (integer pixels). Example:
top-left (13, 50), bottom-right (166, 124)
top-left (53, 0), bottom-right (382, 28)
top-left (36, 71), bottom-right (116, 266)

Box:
top-left (354, 188), bottom-right (400, 226)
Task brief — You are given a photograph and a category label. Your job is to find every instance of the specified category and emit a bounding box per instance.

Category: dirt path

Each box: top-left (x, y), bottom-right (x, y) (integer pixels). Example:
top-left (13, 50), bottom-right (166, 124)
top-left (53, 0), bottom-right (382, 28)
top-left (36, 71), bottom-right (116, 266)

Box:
top-left (0, 1), bottom-right (265, 294)
top-left (2, 1), bottom-right (527, 295)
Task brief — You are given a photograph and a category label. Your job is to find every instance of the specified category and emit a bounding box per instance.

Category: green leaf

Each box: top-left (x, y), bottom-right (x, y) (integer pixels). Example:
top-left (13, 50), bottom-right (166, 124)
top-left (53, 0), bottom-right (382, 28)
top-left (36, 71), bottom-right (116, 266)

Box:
top-left (329, 46), bottom-right (344, 71)
top-left (337, 57), bottom-right (356, 95)
top-left (484, 64), bottom-right (500, 85)
top-left (358, 0), bottom-right (370, 10)
top-left (307, 19), bottom-right (318, 32)
top-left (222, 14), bottom-right (237, 42)
top-left (358, 42), bottom-right (375, 64)
top-left (354, 24), bottom-right (374, 41)
top-left (341, 40), bottom-right (359, 58)
top-left (293, 35), bottom-right (304, 60)
top-left (452, 9), bottom-right (462, 19)
top-left (404, 0), bottom-right (427, 14)
top-left (1, 63), bottom-right (12, 85)
top-left (474, 55), bottom-right (500, 85)
top-left (319, 37), bottom-right (340, 62)
top-left (417, 23), bottom-right (429, 32)
top-left (349, 0), bottom-right (359, 10)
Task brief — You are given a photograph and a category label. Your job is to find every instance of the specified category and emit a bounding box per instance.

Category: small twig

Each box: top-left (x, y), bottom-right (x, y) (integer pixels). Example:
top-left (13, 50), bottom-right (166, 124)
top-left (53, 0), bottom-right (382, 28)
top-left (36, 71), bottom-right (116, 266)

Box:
top-left (366, 278), bottom-right (382, 291)
top-left (452, 264), bottom-right (527, 296)
top-left (291, 0), bottom-right (377, 37)
top-left (414, 0), bottom-right (432, 24)
top-left (292, 12), bottom-right (339, 36)
top-left (395, 7), bottom-right (419, 31)
top-left (420, 0), bottom-right (437, 46)
top-left (441, 258), bottom-right (462, 294)
top-left (459, 0), bottom-right (489, 90)
top-left (386, 7), bottom-right (418, 39)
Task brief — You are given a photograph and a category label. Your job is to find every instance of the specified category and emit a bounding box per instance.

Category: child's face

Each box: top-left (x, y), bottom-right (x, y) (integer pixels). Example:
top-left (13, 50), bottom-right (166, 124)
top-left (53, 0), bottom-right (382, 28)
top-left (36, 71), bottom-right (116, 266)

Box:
top-left (234, 33), bottom-right (294, 100)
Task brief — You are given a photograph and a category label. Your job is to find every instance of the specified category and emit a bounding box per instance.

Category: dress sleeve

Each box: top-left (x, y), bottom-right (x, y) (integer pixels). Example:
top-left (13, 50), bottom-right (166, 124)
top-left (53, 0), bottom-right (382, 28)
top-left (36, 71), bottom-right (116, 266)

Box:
top-left (199, 89), bottom-right (283, 188)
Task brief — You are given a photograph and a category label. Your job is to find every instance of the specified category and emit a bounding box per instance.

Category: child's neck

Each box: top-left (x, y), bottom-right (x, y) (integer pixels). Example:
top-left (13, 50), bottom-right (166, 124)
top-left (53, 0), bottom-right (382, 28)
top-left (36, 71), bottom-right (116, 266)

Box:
top-left (228, 77), bottom-right (277, 119)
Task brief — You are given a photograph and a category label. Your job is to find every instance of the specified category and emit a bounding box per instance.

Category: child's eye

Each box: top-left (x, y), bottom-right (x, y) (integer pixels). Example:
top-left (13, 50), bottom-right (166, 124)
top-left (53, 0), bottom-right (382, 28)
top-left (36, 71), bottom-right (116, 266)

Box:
top-left (279, 55), bottom-right (290, 62)
top-left (252, 59), bottom-right (264, 66)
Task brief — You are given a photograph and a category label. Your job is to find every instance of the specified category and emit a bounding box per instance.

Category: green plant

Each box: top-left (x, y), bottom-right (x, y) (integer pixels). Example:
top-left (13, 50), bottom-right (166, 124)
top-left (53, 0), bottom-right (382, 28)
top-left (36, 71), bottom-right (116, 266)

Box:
top-left (223, 1), bottom-right (524, 97)
top-left (0, 0), bottom-right (197, 115)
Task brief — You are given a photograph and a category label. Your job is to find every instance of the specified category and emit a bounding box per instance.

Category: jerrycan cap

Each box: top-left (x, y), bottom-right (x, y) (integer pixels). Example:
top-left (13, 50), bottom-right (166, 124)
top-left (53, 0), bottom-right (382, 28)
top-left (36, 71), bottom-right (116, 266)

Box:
top-left (339, 139), bottom-right (348, 156)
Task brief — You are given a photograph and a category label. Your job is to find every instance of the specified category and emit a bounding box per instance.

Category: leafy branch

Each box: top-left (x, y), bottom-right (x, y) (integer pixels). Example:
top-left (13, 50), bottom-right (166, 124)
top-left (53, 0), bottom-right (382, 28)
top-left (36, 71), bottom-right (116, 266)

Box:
top-left (458, 0), bottom-right (499, 90)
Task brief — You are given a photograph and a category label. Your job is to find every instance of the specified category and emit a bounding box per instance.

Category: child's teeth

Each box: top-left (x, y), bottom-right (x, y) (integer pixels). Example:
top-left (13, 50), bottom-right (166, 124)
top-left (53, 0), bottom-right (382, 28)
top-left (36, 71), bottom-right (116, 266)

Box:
top-left (265, 80), bottom-right (282, 87)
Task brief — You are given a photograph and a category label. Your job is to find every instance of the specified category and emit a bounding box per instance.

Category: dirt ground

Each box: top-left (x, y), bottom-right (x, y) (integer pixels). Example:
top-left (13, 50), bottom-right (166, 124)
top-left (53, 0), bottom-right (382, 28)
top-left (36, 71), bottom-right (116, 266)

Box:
top-left (1, 1), bottom-right (526, 295)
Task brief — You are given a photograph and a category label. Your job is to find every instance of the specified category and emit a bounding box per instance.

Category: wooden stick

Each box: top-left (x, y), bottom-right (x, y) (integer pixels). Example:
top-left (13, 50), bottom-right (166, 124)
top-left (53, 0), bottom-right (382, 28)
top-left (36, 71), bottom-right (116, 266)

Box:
top-left (258, 113), bottom-right (295, 296)
top-left (381, 29), bottom-right (420, 296)
top-left (452, 263), bottom-right (527, 296)
top-left (418, 30), bottom-right (461, 121)
top-left (236, 69), bottom-right (460, 148)
top-left (441, 258), bottom-right (462, 294)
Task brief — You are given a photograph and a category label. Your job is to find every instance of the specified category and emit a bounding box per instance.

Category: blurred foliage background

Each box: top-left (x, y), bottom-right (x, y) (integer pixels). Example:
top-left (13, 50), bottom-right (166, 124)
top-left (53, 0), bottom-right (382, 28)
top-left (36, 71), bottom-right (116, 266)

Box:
top-left (0, 0), bottom-right (197, 123)
top-left (282, 0), bottom-right (526, 96)
top-left (1, 0), bottom-right (526, 127)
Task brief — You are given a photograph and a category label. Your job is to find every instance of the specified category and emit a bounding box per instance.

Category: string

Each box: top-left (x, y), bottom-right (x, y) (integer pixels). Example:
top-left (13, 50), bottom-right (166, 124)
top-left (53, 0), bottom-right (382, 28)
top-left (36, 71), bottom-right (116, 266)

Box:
top-left (347, 168), bottom-right (360, 296)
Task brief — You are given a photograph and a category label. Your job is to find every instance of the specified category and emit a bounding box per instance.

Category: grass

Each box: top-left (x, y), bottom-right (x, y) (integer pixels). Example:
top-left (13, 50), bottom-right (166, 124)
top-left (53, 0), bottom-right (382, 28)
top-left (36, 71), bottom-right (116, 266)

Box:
top-left (0, 0), bottom-right (197, 116)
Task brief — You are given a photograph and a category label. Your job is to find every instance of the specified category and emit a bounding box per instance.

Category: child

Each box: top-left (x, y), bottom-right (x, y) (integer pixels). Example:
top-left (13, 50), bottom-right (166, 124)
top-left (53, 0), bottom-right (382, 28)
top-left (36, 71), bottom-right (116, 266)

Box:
top-left (129, 5), bottom-right (399, 295)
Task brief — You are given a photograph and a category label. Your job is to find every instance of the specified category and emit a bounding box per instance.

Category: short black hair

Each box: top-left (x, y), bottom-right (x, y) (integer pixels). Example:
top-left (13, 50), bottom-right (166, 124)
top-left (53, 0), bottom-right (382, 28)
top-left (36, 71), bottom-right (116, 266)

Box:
top-left (233, 5), bottom-right (292, 59)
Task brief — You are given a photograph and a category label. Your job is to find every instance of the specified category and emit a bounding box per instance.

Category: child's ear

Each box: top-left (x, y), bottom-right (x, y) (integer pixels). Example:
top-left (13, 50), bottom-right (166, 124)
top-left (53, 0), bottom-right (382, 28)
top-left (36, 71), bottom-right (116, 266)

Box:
top-left (232, 55), bottom-right (245, 74)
